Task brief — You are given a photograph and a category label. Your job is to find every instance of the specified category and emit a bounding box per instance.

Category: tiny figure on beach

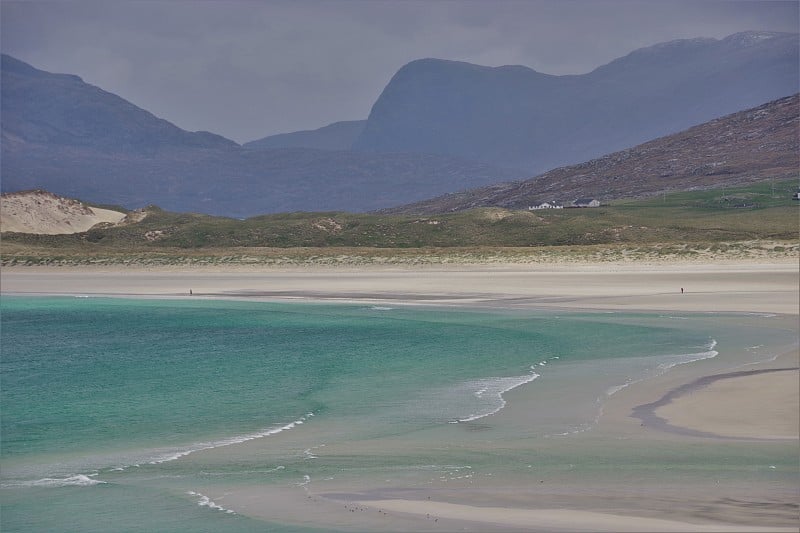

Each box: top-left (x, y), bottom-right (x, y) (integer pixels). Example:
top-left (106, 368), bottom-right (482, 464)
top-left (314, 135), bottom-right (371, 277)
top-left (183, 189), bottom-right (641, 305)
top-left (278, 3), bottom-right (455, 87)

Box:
top-left (189, 289), bottom-right (193, 295)
top-left (681, 287), bottom-right (684, 294)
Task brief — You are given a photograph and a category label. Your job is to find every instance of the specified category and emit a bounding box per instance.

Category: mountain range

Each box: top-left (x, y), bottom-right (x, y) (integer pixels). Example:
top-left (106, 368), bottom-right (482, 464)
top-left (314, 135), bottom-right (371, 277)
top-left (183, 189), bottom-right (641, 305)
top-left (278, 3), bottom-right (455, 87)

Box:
top-left (2, 31), bottom-right (798, 217)
top-left (354, 32), bottom-right (799, 173)
top-left (1, 54), bottom-right (519, 216)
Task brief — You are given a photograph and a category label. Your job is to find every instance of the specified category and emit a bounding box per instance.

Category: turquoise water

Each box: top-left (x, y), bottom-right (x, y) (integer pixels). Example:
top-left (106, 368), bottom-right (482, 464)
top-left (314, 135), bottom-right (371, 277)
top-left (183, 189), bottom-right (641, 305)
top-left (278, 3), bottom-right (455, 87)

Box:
top-left (1, 296), bottom-right (795, 531)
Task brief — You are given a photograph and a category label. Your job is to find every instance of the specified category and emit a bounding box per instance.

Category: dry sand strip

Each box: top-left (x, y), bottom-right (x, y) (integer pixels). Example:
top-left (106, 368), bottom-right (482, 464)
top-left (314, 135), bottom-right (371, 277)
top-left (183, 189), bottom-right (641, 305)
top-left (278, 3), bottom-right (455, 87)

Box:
top-left (1, 262), bottom-right (798, 315)
top-left (633, 367), bottom-right (800, 440)
top-left (352, 499), bottom-right (798, 532)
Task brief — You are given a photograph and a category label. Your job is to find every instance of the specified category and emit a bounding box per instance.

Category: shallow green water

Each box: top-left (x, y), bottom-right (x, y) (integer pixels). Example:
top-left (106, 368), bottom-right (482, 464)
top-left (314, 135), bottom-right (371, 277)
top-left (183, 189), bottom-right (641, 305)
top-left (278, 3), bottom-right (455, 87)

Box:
top-left (1, 296), bottom-right (795, 531)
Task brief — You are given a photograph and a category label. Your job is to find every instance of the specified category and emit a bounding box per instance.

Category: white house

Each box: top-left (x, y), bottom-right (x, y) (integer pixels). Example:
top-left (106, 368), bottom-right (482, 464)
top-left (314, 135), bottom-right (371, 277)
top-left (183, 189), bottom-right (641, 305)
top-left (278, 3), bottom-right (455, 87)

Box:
top-left (528, 202), bottom-right (563, 210)
top-left (572, 198), bottom-right (600, 208)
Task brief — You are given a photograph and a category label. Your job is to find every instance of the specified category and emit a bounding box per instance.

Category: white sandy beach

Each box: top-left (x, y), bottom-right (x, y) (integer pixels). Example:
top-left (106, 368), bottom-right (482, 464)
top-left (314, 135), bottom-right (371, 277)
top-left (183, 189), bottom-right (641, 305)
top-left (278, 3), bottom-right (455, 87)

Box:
top-left (2, 261), bottom-right (797, 314)
top-left (2, 260), bottom-right (798, 532)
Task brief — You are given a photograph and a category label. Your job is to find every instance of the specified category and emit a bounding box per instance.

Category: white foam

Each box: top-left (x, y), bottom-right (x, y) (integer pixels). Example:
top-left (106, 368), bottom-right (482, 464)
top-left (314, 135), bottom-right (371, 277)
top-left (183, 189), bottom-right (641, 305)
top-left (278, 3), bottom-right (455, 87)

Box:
top-left (5, 474), bottom-right (106, 488)
top-left (147, 412), bottom-right (315, 465)
top-left (5, 412), bottom-right (308, 486)
top-left (303, 442), bottom-right (326, 459)
top-left (605, 339), bottom-right (718, 397)
top-left (187, 491), bottom-right (236, 514)
top-left (606, 379), bottom-right (635, 397)
top-left (455, 372), bottom-right (540, 423)
top-left (370, 306), bottom-right (393, 311)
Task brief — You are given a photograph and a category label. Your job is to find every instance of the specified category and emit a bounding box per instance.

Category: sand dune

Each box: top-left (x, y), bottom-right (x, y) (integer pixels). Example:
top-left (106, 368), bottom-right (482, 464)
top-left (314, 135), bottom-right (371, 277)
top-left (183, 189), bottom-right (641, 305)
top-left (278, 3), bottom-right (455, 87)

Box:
top-left (0, 190), bottom-right (126, 235)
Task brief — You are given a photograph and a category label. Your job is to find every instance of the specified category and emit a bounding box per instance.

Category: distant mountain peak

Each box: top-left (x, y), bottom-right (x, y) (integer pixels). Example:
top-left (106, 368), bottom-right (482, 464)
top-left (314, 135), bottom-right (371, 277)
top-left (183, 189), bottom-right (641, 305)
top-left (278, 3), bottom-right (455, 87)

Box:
top-left (356, 31), bottom-right (798, 172)
top-left (1, 54), bottom-right (238, 154)
top-left (1, 54), bottom-right (83, 82)
top-left (723, 30), bottom-right (791, 46)
top-left (395, 57), bottom-right (544, 78)
top-left (3, 32), bottom-right (799, 218)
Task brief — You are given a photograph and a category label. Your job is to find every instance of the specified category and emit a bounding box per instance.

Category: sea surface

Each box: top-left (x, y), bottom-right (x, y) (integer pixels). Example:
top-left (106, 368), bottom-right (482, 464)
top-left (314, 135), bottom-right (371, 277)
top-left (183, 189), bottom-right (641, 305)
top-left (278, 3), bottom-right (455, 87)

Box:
top-left (1, 296), bottom-right (796, 531)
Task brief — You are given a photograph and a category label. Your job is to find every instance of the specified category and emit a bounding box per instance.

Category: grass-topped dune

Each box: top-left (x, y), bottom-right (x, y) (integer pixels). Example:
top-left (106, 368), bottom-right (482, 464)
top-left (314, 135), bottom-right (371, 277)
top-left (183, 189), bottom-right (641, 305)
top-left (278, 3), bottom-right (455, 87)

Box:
top-left (1, 180), bottom-right (797, 266)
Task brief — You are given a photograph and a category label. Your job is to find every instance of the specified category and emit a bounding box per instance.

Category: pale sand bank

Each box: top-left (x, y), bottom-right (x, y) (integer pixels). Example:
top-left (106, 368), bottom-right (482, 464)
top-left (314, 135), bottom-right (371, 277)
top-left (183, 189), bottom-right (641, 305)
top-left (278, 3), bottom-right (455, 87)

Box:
top-left (1, 261), bottom-right (797, 314)
top-left (352, 499), bottom-right (798, 532)
top-left (651, 365), bottom-right (799, 440)
top-left (0, 191), bottom-right (126, 234)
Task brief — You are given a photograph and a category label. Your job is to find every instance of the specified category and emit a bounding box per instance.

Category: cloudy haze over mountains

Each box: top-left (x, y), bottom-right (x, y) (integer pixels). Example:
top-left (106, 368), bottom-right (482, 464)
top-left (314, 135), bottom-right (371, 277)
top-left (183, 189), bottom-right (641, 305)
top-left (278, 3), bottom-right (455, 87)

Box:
top-left (3, 28), bottom-right (797, 217)
top-left (2, 0), bottom-right (797, 143)
top-left (1, 1), bottom-right (798, 217)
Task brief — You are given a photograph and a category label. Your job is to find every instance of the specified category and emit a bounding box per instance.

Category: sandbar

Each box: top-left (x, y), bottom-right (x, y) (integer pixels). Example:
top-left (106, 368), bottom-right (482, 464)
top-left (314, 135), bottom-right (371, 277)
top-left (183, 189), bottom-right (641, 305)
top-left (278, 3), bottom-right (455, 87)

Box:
top-left (636, 363), bottom-right (800, 440)
top-left (351, 499), bottom-right (798, 532)
top-left (1, 261), bottom-right (797, 314)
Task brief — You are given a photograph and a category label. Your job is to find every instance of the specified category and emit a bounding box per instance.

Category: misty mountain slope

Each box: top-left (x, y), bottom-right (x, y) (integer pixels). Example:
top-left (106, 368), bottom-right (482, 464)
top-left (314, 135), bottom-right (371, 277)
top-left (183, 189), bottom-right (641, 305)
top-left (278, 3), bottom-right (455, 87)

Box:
top-left (244, 120), bottom-right (366, 150)
top-left (3, 32), bottom-right (797, 218)
top-left (1, 56), bottom-right (521, 217)
top-left (354, 32), bottom-right (799, 173)
top-left (2, 145), bottom-right (519, 216)
top-left (382, 93), bottom-right (799, 215)
top-left (0, 54), bottom-right (237, 154)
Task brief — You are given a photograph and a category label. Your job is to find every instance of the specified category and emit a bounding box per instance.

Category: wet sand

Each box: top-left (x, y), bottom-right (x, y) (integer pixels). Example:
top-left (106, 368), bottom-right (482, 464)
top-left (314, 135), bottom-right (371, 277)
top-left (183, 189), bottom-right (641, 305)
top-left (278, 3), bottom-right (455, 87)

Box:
top-left (635, 362), bottom-right (799, 440)
top-left (350, 499), bottom-right (799, 532)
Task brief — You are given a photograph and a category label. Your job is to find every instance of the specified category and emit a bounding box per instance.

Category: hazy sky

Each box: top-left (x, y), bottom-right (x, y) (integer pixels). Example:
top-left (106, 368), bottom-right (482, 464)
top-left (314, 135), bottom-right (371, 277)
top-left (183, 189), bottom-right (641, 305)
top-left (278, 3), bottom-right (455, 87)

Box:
top-left (2, 0), bottom-right (798, 143)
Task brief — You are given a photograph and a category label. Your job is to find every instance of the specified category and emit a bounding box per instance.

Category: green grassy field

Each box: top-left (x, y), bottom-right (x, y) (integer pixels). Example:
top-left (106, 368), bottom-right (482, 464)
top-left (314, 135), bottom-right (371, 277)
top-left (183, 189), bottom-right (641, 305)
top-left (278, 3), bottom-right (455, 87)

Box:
top-left (2, 180), bottom-right (797, 266)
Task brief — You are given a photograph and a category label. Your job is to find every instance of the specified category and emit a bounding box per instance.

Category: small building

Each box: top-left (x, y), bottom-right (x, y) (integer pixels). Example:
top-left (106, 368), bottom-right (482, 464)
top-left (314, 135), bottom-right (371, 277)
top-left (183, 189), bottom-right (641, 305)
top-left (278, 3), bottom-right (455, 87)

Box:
top-left (528, 201), bottom-right (563, 210)
top-left (571, 198), bottom-right (600, 208)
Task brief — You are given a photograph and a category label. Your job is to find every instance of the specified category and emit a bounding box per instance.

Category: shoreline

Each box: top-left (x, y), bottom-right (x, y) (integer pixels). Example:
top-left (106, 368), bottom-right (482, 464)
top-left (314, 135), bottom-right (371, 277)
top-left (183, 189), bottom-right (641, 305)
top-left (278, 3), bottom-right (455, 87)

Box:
top-left (2, 260), bottom-right (797, 315)
top-left (3, 261), bottom-right (798, 531)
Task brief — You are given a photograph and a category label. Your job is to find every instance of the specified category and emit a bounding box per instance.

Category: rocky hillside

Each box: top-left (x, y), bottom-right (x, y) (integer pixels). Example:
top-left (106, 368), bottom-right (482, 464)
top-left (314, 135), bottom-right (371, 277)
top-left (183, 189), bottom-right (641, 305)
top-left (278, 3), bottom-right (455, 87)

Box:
top-left (383, 94), bottom-right (799, 214)
top-left (0, 190), bottom-right (128, 234)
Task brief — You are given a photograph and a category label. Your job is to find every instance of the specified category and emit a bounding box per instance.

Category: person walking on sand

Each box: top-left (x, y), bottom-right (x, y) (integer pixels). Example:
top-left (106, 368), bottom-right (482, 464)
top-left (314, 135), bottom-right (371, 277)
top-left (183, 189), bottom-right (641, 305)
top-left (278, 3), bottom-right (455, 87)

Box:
top-left (681, 287), bottom-right (684, 294)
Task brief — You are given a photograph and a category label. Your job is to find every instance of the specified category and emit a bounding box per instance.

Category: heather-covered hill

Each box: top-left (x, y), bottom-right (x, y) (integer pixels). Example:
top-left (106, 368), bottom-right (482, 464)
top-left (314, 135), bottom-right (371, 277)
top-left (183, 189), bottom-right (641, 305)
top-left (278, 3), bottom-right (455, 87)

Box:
top-left (383, 94), bottom-right (799, 215)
